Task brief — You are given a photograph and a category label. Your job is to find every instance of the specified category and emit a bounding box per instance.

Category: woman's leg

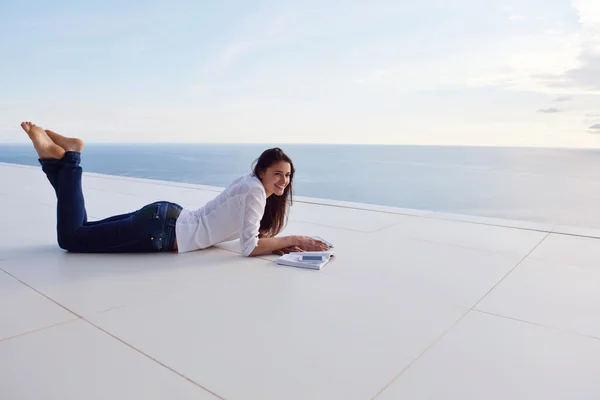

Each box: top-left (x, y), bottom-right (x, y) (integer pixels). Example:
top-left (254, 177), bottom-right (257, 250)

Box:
top-left (62, 200), bottom-right (180, 253)
top-left (45, 150), bottom-right (153, 252)
top-left (83, 212), bottom-right (135, 226)
top-left (39, 129), bottom-right (136, 227)
top-left (48, 151), bottom-right (89, 246)
top-left (23, 122), bottom-right (177, 253)
top-left (35, 125), bottom-right (90, 222)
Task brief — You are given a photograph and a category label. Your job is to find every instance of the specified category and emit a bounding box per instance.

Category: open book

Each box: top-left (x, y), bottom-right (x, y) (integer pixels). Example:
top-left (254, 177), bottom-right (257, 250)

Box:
top-left (275, 251), bottom-right (335, 270)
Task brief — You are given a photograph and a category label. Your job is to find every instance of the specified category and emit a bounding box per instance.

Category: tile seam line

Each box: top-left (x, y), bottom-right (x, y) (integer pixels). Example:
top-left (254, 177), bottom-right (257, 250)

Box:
top-left (472, 309), bottom-right (600, 342)
top-left (470, 231), bottom-right (551, 311)
top-left (0, 267), bottom-right (84, 318)
top-left (369, 307), bottom-right (471, 400)
top-left (0, 282), bottom-right (82, 343)
top-left (364, 229), bottom-right (547, 257)
top-left (80, 318), bottom-right (226, 400)
top-left (526, 254), bottom-right (600, 270)
top-left (369, 231), bottom-right (550, 400)
top-left (0, 267), bottom-right (226, 400)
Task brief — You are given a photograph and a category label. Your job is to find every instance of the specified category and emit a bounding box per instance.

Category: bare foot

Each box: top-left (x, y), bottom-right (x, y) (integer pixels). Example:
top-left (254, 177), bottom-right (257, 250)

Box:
top-left (20, 122), bottom-right (66, 159)
top-left (44, 129), bottom-right (84, 152)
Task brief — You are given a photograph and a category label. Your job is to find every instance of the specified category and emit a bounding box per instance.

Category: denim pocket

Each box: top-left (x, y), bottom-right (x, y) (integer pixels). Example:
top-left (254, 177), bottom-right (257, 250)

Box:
top-left (149, 232), bottom-right (165, 251)
top-left (132, 202), bottom-right (172, 252)
top-left (134, 203), bottom-right (161, 221)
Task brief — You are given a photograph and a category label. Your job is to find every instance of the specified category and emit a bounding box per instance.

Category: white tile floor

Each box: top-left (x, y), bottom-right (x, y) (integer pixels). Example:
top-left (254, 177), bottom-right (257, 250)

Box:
top-left (376, 311), bottom-right (600, 400)
top-left (87, 266), bottom-right (465, 400)
top-left (2, 162), bottom-right (600, 399)
top-left (0, 319), bottom-right (219, 399)
top-left (528, 233), bottom-right (600, 268)
top-left (0, 270), bottom-right (76, 340)
top-left (377, 215), bottom-right (549, 256)
top-left (288, 201), bottom-right (410, 232)
top-left (476, 257), bottom-right (600, 338)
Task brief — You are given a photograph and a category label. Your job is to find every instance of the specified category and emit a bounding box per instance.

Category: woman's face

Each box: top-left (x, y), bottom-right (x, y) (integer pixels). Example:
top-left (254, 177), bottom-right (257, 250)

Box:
top-left (260, 161), bottom-right (292, 197)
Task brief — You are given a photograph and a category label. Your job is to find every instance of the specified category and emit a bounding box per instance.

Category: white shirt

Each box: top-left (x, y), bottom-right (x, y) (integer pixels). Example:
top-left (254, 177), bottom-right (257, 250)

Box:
top-left (175, 174), bottom-right (267, 256)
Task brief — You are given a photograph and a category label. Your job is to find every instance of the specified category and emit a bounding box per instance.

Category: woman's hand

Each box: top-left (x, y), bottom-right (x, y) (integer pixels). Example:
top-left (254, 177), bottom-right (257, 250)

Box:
top-left (272, 246), bottom-right (305, 256)
top-left (295, 236), bottom-right (330, 252)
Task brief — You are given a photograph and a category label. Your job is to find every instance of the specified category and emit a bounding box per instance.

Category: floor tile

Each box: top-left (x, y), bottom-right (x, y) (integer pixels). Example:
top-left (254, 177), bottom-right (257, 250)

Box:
top-left (528, 233), bottom-right (600, 268)
top-left (88, 266), bottom-right (465, 400)
top-left (223, 220), bottom-right (523, 309)
top-left (0, 164), bottom-right (48, 193)
top-left (553, 225), bottom-right (600, 239)
top-left (0, 269), bottom-right (76, 340)
top-left (289, 202), bottom-right (409, 232)
top-left (0, 248), bottom-right (271, 316)
top-left (430, 211), bottom-right (555, 232)
top-left (0, 319), bottom-right (218, 399)
top-left (0, 200), bottom-right (60, 260)
top-left (377, 311), bottom-right (600, 400)
top-left (306, 224), bottom-right (521, 308)
top-left (476, 257), bottom-right (600, 338)
top-left (380, 215), bottom-right (548, 255)
top-left (295, 195), bottom-right (432, 216)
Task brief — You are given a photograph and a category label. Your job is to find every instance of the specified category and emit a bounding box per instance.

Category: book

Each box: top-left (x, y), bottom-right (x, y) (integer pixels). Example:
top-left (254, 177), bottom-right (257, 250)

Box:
top-left (275, 251), bottom-right (335, 270)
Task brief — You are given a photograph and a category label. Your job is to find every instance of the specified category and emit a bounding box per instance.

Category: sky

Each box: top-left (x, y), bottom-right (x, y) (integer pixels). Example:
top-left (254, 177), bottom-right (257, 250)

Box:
top-left (1, 0), bottom-right (600, 147)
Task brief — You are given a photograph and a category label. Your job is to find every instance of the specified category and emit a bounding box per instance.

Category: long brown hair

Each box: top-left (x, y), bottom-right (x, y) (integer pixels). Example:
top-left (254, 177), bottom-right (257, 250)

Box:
top-left (252, 147), bottom-right (295, 238)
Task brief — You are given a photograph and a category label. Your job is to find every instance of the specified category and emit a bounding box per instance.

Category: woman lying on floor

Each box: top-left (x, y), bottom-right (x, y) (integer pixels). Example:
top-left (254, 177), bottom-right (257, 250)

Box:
top-left (20, 121), bottom-right (329, 257)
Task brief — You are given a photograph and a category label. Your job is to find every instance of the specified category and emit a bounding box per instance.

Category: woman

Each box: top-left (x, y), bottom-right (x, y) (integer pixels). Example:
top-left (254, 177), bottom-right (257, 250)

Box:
top-left (20, 121), bottom-right (330, 257)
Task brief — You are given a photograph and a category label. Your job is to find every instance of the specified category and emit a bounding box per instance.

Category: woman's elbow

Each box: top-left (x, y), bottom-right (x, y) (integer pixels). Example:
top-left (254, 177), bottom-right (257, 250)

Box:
top-left (243, 245), bottom-right (258, 257)
top-left (242, 237), bottom-right (262, 257)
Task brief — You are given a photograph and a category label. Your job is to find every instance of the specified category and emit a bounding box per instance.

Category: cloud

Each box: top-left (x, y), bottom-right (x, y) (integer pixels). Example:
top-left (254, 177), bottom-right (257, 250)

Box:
top-left (468, 0), bottom-right (600, 94)
top-left (589, 123), bottom-right (600, 131)
top-left (528, 0), bottom-right (600, 92)
top-left (536, 53), bottom-right (600, 92)
top-left (563, 53), bottom-right (600, 91)
top-left (553, 95), bottom-right (572, 102)
top-left (537, 108), bottom-right (561, 113)
top-left (586, 113), bottom-right (600, 117)
top-left (508, 14), bottom-right (525, 21)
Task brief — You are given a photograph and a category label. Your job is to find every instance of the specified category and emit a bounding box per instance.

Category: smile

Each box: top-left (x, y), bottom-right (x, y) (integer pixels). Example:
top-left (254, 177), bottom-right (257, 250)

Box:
top-left (275, 184), bottom-right (286, 190)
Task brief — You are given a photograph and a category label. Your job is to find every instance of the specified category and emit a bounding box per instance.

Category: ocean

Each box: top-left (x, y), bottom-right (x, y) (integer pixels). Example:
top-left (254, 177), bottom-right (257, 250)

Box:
top-left (1, 143), bottom-right (599, 228)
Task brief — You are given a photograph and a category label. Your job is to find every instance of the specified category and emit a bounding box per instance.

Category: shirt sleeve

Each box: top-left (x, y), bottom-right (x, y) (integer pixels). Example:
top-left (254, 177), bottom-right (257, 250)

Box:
top-left (239, 184), bottom-right (267, 256)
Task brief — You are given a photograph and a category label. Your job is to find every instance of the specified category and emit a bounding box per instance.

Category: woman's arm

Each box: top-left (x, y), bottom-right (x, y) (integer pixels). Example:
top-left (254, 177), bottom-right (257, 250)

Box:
top-left (248, 235), bottom-right (329, 257)
top-left (248, 236), bottom-right (297, 256)
top-left (239, 187), bottom-right (329, 256)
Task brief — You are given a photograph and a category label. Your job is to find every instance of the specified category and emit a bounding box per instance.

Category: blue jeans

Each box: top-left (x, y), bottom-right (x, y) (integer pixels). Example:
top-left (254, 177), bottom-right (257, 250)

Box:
top-left (40, 152), bottom-right (181, 253)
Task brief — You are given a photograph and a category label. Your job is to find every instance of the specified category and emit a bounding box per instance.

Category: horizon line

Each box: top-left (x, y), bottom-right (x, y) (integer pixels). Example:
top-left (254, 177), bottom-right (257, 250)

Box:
top-left (1, 141), bottom-right (600, 151)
